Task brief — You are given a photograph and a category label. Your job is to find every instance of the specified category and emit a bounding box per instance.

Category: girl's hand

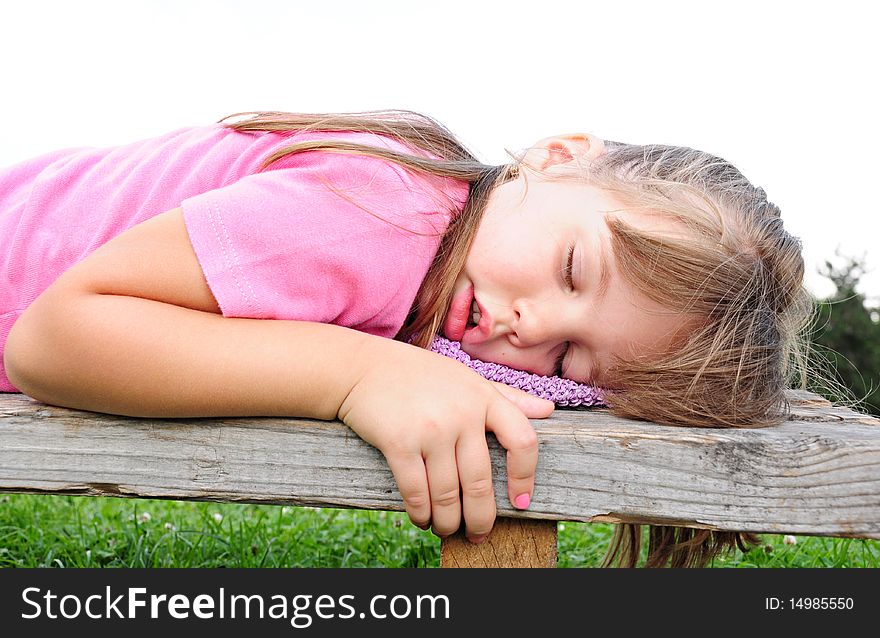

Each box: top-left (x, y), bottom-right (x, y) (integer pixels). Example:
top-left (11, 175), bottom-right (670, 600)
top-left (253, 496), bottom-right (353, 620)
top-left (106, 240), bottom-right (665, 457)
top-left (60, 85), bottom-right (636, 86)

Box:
top-left (337, 338), bottom-right (554, 543)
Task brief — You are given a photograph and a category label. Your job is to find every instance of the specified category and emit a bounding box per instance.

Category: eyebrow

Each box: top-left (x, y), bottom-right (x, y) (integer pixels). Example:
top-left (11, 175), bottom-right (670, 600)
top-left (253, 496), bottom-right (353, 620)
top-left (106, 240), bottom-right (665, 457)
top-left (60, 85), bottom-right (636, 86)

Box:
top-left (570, 227), bottom-right (612, 386)
top-left (590, 233), bottom-right (611, 385)
top-left (594, 230), bottom-right (611, 304)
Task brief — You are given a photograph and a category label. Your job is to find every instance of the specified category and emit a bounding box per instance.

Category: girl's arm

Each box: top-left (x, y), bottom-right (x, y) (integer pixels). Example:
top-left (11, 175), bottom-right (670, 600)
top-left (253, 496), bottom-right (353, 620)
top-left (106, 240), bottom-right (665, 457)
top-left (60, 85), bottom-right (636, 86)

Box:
top-left (7, 292), bottom-right (382, 420)
top-left (4, 208), bottom-right (366, 419)
top-left (4, 207), bottom-right (550, 541)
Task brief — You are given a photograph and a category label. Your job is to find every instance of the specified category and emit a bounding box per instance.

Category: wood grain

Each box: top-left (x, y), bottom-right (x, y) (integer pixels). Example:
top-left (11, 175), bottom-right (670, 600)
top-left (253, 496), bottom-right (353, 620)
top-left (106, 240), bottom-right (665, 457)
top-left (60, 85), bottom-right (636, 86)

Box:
top-left (1, 389), bottom-right (878, 539)
top-left (440, 518), bottom-right (557, 567)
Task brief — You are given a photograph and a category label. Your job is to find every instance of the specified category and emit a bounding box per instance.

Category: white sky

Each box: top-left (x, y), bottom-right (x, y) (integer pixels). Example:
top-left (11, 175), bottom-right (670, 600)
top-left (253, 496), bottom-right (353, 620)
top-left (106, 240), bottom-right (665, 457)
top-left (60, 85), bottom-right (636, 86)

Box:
top-left (2, 0), bottom-right (878, 303)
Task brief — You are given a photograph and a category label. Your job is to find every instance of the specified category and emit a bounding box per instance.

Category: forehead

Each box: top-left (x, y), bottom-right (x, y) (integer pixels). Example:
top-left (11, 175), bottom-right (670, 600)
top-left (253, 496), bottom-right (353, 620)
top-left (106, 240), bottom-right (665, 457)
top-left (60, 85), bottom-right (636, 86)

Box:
top-left (592, 279), bottom-right (698, 388)
top-left (600, 274), bottom-right (694, 355)
top-left (600, 231), bottom-right (704, 381)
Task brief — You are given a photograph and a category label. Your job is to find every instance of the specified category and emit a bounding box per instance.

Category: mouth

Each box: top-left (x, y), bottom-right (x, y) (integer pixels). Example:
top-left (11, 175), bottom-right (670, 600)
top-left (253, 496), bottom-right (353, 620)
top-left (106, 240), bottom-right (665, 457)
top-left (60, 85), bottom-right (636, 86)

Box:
top-left (465, 296), bottom-right (482, 330)
top-left (442, 284), bottom-right (490, 343)
top-left (462, 295), bottom-right (490, 345)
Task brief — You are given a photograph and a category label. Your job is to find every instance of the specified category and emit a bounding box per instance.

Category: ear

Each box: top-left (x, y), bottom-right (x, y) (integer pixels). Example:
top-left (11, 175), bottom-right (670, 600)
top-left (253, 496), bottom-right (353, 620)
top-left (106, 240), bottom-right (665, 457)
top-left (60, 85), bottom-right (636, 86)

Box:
top-left (521, 133), bottom-right (606, 173)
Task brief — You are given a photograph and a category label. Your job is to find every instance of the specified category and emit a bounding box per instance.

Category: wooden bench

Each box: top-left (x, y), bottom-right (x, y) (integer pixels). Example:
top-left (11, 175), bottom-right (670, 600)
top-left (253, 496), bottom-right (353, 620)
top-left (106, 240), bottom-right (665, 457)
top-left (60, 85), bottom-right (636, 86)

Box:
top-left (1, 389), bottom-right (878, 567)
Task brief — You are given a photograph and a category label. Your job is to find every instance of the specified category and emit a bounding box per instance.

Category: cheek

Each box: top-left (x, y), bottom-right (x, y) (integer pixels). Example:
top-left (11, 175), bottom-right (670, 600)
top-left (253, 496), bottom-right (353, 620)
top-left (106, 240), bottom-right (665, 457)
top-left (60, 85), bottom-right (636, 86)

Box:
top-left (468, 215), bottom-right (549, 287)
top-left (468, 223), bottom-right (510, 271)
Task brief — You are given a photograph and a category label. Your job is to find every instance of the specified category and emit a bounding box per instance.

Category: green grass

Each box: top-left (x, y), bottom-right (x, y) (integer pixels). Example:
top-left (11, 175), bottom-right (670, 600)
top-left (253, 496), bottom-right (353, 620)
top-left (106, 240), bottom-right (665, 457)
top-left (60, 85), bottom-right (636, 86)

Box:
top-left (1, 494), bottom-right (878, 568)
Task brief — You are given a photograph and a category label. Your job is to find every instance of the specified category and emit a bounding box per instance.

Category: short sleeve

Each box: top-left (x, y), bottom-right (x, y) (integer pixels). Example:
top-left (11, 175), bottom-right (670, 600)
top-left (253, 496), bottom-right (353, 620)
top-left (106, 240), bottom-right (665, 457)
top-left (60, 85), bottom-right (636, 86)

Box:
top-left (180, 148), bottom-right (465, 338)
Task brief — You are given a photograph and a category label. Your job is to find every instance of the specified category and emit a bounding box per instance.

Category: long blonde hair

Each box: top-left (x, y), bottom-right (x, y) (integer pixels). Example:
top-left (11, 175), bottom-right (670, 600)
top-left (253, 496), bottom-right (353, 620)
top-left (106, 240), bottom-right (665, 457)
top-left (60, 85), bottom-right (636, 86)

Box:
top-left (221, 109), bottom-right (814, 567)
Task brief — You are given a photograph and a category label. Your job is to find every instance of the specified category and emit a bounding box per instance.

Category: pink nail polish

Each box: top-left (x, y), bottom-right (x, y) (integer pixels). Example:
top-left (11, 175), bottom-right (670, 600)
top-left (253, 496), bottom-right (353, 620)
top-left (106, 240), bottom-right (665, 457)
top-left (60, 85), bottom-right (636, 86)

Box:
top-left (514, 493), bottom-right (531, 509)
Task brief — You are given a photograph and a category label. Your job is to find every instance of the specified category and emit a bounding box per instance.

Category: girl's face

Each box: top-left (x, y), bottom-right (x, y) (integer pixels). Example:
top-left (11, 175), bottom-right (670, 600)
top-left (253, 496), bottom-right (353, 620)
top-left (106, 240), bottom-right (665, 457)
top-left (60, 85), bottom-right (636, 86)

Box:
top-left (443, 166), bottom-right (695, 388)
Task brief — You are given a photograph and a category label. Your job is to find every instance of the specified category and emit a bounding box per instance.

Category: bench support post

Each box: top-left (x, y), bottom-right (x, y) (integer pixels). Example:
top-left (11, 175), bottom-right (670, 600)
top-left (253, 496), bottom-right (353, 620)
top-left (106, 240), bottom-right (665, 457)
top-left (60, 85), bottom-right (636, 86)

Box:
top-left (440, 517), bottom-right (557, 567)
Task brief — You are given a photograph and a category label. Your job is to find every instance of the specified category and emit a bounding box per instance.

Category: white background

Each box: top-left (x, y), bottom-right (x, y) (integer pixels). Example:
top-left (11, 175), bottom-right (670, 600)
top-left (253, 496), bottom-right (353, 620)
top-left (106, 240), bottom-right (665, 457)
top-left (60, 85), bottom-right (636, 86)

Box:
top-left (2, 0), bottom-right (877, 303)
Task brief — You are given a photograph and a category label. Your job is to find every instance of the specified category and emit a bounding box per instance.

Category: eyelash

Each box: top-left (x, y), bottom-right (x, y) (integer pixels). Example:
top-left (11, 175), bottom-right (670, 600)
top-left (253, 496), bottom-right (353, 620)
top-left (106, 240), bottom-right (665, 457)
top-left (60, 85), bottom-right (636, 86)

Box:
top-left (554, 244), bottom-right (576, 377)
top-left (553, 342), bottom-right (569, 377)
top-left (564, 244), bottom-right (575, 290)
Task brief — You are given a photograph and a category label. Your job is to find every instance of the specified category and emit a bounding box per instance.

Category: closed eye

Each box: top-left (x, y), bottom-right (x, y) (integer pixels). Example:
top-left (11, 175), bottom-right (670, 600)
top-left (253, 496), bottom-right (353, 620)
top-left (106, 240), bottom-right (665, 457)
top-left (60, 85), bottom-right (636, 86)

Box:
top-left (564, 244), bottom-right (575, 290)
top-left (553, 341), bottom-right (569, 377)
top-left (552, 243), bottom-right (576, 377)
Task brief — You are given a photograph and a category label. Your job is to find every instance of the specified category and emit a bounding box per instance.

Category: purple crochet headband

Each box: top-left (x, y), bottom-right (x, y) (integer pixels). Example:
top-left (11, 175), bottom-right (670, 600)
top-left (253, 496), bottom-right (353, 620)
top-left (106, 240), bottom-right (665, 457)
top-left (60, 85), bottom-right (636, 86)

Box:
top-left (425, 335), bottom-right (606, 407)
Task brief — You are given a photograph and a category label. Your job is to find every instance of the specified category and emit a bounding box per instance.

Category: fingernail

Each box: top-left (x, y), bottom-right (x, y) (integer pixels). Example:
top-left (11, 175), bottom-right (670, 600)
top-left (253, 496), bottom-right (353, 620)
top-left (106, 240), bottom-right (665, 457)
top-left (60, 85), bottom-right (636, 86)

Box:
top-left (514, 493), bottom-right (531, 509)
top-left (468, 535), bottom-right (488, 545)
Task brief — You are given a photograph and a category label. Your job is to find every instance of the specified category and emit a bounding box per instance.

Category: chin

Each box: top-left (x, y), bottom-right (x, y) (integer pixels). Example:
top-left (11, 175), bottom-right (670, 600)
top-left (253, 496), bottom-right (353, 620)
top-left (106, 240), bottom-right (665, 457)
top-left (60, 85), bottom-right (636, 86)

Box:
top-left (458, 341), bottom-right (480, 359)
top-left (460, 343), bottom-right (498, 367)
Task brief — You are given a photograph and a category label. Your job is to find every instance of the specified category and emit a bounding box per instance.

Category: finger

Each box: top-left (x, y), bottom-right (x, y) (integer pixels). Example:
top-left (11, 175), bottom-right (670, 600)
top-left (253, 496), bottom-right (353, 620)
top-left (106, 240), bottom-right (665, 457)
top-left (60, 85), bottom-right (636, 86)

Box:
top-left (490, 381), bottom-right (555, 419)
top-left (424, 450), bottom-right (462, 538)
top-left (485, 397), bottom-right (539, 511)
top-left (456, 432), bottom-right (496, 541)
top-left (385, 452), bottom-right (431, 530)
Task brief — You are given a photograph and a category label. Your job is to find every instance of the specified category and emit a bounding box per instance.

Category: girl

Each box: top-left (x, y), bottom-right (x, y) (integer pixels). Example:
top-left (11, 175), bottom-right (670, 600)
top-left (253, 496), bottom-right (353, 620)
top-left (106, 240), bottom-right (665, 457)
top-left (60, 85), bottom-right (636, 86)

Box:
top-left (1, 110), bottom-right (813, 567)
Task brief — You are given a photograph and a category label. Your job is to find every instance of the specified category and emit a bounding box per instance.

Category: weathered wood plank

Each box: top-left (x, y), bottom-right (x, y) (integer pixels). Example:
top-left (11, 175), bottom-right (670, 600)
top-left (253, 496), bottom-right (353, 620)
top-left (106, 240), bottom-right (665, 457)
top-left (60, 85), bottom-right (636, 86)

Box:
top-left (1, 390), bottom-right (878, 539)
top-left (440, 518), bottom-right (557, 567)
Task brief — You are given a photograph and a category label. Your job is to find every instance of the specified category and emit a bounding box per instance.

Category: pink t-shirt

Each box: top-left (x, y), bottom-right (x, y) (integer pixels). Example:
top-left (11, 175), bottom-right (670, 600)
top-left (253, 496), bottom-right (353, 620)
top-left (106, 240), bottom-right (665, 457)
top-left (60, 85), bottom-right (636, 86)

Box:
top-left (0, 124), bottom-right (470, 392)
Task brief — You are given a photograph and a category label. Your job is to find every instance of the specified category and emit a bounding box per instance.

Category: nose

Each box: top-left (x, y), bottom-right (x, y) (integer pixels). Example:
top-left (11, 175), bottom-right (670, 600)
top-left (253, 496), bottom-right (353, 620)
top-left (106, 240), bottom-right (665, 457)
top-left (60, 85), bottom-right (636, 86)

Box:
top-left (500, 296), bottom-right (559, 348)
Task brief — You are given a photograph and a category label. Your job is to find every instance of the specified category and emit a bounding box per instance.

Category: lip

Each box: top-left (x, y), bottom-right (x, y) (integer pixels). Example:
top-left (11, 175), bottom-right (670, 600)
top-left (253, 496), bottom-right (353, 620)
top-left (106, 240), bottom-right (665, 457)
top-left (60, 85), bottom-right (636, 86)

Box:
top-left (461, 295), bottom-right (491, 345)
top-left (442, 283), bottom-right (474, 342)
top-left (442, 284), bottom-right (493, 344)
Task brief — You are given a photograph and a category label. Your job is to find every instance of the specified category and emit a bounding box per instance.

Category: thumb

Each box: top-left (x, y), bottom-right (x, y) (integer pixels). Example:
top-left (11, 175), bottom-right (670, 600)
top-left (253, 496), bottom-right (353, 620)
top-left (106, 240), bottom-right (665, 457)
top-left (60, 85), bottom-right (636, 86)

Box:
top-left (490, 381), bottom-right (555, 419)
